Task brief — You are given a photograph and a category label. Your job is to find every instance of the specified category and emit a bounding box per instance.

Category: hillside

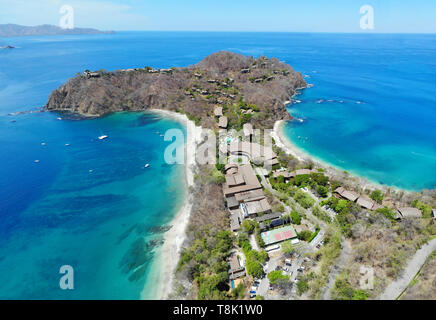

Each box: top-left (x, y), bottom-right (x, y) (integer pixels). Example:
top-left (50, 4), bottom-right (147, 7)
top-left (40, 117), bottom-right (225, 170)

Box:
top-left (45, 51), bottom-right (306, 129)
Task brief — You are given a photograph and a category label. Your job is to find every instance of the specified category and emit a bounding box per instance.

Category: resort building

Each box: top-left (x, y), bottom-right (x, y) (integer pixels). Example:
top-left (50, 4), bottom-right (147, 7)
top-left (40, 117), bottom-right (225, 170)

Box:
top-left (225, 141), bottom-right (279, 166)
top-left (356, 196), bottom-right (382, 211)
top-left (84, 71), bottom-right (100, 78)
top-left (214, 107), bottom-right (223, 117)
top-left (433, 209), bottom-right (436, 219)
top-left (256, 212), bottom-right (285, 230)
top-left (218, 116), bottom-right (228, 129)
top-left (272, 170), bottom-right (295, 181)
top-left (240, 199), bottom-right (272, 219)
top-left (335, 187), bottom-right (359, 202)
top-left (228, 254), bottom-right (246, 280)
top-left (224, 164), bottom-right (272, 231)
top-left (261, 225), bottom-right (298, 246)
top-left (295, 169), bottom-right (314, 176)
top-left (397, 207), bottom-right (422, 219)
top-left (223, 164), bottom-right (262, 197)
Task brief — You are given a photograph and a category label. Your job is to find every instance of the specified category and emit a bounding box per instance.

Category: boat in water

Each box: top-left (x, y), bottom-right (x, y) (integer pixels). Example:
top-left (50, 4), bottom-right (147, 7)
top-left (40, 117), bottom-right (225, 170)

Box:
top-left (98, 135), bottom-right (108, 140)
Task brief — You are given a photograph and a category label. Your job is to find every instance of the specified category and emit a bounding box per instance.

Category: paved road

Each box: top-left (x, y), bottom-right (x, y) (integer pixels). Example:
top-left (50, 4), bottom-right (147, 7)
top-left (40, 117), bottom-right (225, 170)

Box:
top-left (379, 238), bottom-right (436, 300)
top-left (257, 256), bottom-right (280, 297)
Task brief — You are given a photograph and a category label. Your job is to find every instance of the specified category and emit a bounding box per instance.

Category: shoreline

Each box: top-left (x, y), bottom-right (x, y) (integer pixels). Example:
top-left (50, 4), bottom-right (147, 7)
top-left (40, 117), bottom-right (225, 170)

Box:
top-left (142, 109), bottom-right (202, 300)
top-left (272, 120), bottom-right (416, 194)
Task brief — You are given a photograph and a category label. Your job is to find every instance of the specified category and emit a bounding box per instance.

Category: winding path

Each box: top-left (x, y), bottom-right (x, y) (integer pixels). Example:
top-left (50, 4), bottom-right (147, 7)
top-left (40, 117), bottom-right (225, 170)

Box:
top-left (379, 238), bottom-right (436, 300)
top-left (321, 237), bottom-right (352, 300)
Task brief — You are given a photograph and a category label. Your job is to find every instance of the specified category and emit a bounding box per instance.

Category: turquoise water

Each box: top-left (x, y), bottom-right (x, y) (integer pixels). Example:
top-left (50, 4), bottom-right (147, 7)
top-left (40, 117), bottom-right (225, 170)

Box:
top-left (0, 111), bottom-right (185, 299)
top-left (0, 32), bottom-right (435, 299)
top-left (281, 34), bottom-right (436, 191)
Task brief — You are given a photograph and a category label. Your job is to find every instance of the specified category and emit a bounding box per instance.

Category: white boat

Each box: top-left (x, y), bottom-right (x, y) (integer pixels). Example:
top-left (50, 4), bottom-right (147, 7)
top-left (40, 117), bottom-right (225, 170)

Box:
top-left (57, 117), bottom-right (62, 120)
top-left (144, 164), bottom-right (150, 168)
top-left (65, 144), bottom-right (70, 147)
top-left (34, 160), bottom-right (40, 163)
top-left (41, 142), bottom-right (46, 146)
top-left (98, 135), bottom-right (108, 140)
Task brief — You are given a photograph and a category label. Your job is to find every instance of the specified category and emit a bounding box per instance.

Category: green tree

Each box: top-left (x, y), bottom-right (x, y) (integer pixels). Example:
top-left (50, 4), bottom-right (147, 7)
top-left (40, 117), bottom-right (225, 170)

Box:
top-left (281, 240), bottom-right (294, 256)
top-left (370, 190), bottom-right (384, 204)
top-left (242, 220), bottom-right (255, 234)
top-left (246, 260), bottom-right (263, 278)
top-left (316, 185), bottom-right (329, 198)
top-left (290, 211), bottom-right (302, 224)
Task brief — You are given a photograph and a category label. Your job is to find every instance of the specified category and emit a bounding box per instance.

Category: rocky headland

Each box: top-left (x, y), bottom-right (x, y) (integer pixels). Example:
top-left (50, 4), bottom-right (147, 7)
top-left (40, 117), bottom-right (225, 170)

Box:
top-left (45, 51), bottom-right (306, 129)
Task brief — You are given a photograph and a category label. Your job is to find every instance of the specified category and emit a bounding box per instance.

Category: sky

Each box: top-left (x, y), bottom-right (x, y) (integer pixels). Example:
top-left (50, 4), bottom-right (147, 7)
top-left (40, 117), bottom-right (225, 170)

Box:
top-left (0, 0), bottom-right (435, 33)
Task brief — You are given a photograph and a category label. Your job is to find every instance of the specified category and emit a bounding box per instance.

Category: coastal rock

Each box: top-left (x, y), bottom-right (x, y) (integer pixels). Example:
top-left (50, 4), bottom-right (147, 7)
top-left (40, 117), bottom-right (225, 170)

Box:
top-left (46, 51), bottom-right (307, 128)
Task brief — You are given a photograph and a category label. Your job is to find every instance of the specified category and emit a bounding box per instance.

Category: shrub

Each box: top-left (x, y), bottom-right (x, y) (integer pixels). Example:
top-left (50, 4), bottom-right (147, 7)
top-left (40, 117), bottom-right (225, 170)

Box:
top-left (290, 210), bottom-right (302, 224)
top-left (267, 270), bottom-right (289, 285)
top-left (281, 240), bottom-right (294, 256)
top-left (316, 185), bottom-right (329, 198)
top-left (370, 190), bottom-right (384, 204)
top-left (297, 279), bottom-right (310, 295)
top-left (298, 230), bottom-right (312, 241)
top-left (294, 190), bottom-right (316, 209)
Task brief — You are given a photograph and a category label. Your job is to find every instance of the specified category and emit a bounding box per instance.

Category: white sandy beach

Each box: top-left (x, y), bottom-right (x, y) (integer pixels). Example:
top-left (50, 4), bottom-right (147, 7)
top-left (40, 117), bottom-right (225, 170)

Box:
top-left (272, 120), bottom-right (404, 194)
top-left (141, 109), bottom-right (202, 300)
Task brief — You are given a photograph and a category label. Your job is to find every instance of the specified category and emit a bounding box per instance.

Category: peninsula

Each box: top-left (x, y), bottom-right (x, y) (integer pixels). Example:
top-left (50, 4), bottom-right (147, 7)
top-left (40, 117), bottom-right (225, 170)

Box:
top-left (0, 24), bottom-right (115, 37)
top-left (45, 51), bottom-right (306, 128)
top-left (44, 51), bottom-right (436, 301)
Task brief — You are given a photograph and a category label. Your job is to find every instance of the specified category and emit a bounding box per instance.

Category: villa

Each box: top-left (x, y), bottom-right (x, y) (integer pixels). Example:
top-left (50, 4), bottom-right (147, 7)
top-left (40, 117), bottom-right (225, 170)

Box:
top-left (228, 254), bottom-right (246, 280)
top-left (218, 116), bottom-right (228, 129)
top-left (397, 207), bottom-right (422, 219)
top-left (356, 196), bottom-right (382, 211)
top-left (335, 187), bottom-right (359, 202)
top-left (83, 71), bottom-right (100, 78)
top-left (295, 169), bottom-right (314, 176)
top-left (214, 107), bottom-right (223, 117)
top-left (273, 170), bottom-right (295, 181)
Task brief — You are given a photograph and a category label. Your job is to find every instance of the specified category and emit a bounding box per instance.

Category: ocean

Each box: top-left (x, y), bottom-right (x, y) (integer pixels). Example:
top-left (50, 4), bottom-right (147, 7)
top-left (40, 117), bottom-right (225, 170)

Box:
top-left (0, 31), bottom-right (435, 299)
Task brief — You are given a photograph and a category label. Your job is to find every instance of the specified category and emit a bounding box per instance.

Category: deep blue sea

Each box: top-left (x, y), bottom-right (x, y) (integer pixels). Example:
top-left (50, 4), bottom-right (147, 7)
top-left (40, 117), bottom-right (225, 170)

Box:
top-left (0, 32), bottom-right (435, 299)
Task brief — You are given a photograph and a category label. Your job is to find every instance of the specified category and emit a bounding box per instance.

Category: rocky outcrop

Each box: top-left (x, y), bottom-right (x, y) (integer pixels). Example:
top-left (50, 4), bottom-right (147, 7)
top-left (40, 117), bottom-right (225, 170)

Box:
top-left (46, 51), bottom-right (306, 128)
